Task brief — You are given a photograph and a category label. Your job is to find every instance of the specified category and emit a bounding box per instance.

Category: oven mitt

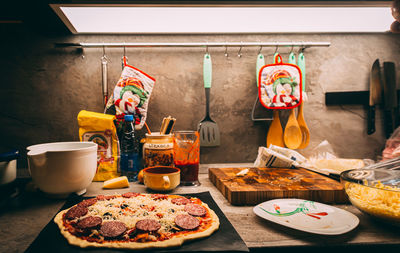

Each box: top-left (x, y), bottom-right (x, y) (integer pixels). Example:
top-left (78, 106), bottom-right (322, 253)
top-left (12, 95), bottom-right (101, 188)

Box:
top-left (258, 54), bottom-right (302, 109)
top-left (108, 58), bottom-right (155, 130)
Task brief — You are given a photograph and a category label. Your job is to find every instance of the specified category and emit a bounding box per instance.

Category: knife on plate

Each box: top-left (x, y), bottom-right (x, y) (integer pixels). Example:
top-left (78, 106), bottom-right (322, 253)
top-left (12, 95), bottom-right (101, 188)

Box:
top-left (368, 59), bottom-right (382, 135)
top-left (383, 62), bottom-right (397, 138)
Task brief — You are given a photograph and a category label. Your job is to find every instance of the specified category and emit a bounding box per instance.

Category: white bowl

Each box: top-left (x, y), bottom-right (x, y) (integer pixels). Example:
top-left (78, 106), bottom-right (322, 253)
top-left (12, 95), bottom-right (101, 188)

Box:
top-left (27, 142), bottom-right (97, 198)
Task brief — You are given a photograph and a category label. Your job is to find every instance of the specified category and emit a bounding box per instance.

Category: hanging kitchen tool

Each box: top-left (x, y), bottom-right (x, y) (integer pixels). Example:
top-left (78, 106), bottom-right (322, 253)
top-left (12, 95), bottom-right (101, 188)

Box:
top-left (267, 110), bottom-right (285, 147)
top-left (283, 50), bottom-right (303, 149)
top-left (198, 51), bottom-right (220, 147)
top-left (260, 53), bottom-right (303, 149)
top-left (122, 45), bottom-right (128, 70)
top-left (296, 49), bottom-right (310, 148)
top-left (383, 62), bottom-right (397, 138)
top-left (266, 50), bottom-right (285, 147)
top-left (251, 48), bottom-right (272, 121)
top-left (101, 46), bottom-right (108, 108)
top-left (368, 59), bottom-right (382, 135)
top-left (284, 108), bottom-right (302, 149)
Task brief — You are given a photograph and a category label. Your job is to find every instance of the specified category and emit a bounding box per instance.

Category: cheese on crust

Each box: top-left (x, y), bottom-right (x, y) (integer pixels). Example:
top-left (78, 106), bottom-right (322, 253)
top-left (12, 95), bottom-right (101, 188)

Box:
top-left (53, 194), bottom-right (219, 250)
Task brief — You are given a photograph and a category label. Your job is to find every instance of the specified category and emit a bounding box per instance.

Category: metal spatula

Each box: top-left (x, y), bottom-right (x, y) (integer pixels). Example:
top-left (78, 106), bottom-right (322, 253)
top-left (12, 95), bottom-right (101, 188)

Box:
top-left (198, 53), bottom-right (220, 147)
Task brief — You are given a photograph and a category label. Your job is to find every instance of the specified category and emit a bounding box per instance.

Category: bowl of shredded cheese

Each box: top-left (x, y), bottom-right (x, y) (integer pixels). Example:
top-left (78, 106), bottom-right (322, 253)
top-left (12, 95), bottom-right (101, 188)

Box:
top-left (341, 169), bottom-right (400, 225)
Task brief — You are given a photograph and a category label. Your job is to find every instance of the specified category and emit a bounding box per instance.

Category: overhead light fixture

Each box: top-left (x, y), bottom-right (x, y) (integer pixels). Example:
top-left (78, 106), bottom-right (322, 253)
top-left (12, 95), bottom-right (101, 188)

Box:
top-left (50, 3), bottom-right (394, 34)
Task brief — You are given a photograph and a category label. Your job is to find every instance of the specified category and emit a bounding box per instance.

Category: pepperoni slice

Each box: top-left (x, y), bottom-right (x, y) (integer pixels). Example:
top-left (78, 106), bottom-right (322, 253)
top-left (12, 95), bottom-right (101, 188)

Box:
top-left (77, 216), bottom-right (102, 229)
top-left (151, 194), bottom-right (168, 200)
top-left (65, 206), bottom-right (88, 220)
top-left (96, 195), bottom-right (107, 201)
top-left (122, 192), bottom-right (140, 198)
top-left (184, 203), bottom-right (206, 217)
top-left (175, 214), bottom-right (200, 230)
top-left (78, 198), bottom-right (97, 207)
top-left (171, 197), bottom-right (190, 205)
top-left (100, 221), bottom-right (127, 238)
top-left (135, 219), bottom-right (161, 232)
top-left (96, 195), bottom-right (116, 201)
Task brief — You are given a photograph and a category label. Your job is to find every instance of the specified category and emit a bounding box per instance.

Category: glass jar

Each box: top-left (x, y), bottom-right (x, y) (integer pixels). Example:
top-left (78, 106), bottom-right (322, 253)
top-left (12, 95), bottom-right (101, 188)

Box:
top-left (142, 133), bottom-right (174, 168)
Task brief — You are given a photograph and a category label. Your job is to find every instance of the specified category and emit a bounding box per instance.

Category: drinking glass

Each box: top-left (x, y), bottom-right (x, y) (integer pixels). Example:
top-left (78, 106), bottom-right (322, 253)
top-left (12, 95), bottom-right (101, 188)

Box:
top-left (173, 131), bottom-right (200, 186)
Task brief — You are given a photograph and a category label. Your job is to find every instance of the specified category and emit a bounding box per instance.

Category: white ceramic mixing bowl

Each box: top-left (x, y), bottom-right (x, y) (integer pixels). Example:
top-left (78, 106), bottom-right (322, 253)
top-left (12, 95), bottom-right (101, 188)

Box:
top-left (27, 142), bottom-right (97, 198)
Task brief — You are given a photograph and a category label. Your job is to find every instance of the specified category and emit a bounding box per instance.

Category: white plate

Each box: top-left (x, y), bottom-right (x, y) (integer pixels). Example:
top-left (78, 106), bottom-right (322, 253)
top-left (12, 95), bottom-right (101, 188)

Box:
top-left (253, 199), bottom-right (359, 235)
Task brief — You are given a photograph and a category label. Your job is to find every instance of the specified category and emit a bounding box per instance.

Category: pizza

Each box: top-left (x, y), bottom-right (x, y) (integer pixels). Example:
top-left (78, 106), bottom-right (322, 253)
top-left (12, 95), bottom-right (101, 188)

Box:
top-left (54, 193), bottom-right (219, 249)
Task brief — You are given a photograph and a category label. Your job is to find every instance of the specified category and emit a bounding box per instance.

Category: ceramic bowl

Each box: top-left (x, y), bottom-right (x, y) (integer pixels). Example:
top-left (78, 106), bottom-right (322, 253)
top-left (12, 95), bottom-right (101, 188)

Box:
top-left (340, 168), bottom-right (400, 225)
top-left (27, 142), bottom-right (97, 198)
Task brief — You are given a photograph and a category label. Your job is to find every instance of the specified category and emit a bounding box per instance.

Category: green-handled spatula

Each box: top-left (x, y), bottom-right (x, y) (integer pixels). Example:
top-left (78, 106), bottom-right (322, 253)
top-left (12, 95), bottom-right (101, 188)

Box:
top-left (198, 53), bottom-right (220, 147)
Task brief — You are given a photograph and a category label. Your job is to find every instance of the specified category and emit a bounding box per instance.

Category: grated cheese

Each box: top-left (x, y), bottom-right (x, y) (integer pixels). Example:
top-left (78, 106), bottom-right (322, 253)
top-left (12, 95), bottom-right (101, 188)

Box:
top-left (345, 182), bottom-right (400, 223)
top-left (81, 194), bottom-right (197, 233)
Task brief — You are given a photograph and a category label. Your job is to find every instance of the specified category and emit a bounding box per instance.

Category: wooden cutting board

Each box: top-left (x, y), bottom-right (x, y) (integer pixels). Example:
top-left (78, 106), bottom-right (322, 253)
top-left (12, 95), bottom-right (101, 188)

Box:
top-left (209, 167), bottom-right (347, 205)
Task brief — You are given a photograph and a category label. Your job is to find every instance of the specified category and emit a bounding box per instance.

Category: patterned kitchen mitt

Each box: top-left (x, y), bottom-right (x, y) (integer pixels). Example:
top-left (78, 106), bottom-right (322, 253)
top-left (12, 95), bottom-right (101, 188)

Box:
top-left (107, 57), bottom-right (155, 130)
top-left (258, 54), bottom-right (302, 109)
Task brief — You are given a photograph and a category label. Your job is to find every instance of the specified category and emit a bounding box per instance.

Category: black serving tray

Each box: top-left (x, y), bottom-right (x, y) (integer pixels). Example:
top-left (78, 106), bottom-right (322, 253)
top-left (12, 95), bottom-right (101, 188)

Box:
top-left (25, 191), bottom-right (249, 253)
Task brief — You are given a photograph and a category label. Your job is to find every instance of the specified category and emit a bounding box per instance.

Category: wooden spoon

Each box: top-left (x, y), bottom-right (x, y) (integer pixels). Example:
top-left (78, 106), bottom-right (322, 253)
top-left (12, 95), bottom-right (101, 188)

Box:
top-left (297, 51), bottom-right (310, 149)
top-left (267, 110), bottom-right (284, 147)
top-left (284, 109), bottom-right (302, 149)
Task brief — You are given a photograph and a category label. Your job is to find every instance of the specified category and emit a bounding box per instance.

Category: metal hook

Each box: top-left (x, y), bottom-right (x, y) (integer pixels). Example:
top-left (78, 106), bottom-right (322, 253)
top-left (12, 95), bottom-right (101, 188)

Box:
top-left (298, 42), bottom-right (306, 53)
top-left (205, 44), bottom-right (209, 54)
top-left (101, 44), bottom-right (108, 63)
top-left (122, 43), bottom-right (128, 69)
top-left (290, 44), bottom-right (294, 53)
top-left (257, 45), bottom-right (263, 55)
top-left (224, 45), bottom-right (229, 57)
top-left (274, 44), bottom-right (279, 55)
top-left (238, 42), bottom-right (242, 58)
top-left (78, 48), bottom-right (85, 59)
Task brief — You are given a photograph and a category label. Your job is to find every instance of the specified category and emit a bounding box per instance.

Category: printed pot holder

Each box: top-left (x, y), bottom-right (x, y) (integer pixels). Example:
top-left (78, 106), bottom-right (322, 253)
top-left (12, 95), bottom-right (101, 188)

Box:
top-left (258, 54), bottom-right (302, 109)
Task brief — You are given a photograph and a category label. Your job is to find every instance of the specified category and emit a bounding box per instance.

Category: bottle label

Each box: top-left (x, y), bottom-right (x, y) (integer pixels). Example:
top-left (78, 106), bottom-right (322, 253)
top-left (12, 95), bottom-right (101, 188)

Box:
top-left (82, 131), bottom-right (113, 161)
top-left (143, 142), bottom-right (173, 150)
top-left (121, 153), bottom-right (140, 172)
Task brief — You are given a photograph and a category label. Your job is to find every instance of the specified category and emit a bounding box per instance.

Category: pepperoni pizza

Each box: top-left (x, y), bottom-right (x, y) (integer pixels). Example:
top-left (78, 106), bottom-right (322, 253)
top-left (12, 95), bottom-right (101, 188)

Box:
top-left (54, 193), bottom-right (219, 249)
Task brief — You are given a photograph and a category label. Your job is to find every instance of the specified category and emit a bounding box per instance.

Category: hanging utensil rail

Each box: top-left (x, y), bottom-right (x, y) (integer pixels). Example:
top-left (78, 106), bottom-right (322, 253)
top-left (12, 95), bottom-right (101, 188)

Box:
top-left (55, 41), bottom-right (330, 49)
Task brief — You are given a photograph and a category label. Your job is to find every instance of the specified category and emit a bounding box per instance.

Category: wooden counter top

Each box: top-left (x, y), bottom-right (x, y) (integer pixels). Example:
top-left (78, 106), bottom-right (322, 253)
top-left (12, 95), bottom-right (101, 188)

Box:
top-left (1, 163), bottom-right (399, 252)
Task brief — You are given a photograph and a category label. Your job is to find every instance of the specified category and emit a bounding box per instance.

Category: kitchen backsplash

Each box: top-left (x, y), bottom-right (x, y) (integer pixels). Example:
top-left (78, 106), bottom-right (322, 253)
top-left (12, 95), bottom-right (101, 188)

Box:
top-left (1, 25), bottom-right (400, 168)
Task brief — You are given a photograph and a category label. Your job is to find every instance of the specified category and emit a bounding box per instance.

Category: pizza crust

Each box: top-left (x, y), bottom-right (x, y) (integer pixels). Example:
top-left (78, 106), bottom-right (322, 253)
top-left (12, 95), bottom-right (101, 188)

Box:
top-left (54, 199), bottom-right (219, 250)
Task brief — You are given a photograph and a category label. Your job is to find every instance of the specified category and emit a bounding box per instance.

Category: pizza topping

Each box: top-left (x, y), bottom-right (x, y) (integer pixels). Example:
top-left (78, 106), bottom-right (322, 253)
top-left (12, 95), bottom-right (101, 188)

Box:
top-left (122, 192), bottom-right (140, 198)
top-left (135, 219), bottom-right (161, 232)
top-left (184, 204), bottom-right (207, 217)
top-left (140, 205), bottom-right (155, 212)
top-left (78, 198), bottom-right (97, 207)
top-left (100, 221), bottom-right (127, 238)
top-left (97, 195), bottom-right (116, 201)
top-left (102, 212), bottom-right (113, 219)
top-left (151, 194), bottom-right (168, 200)
top-left (174, 214), bottom-right (200, 230)
top-left (65, 206), bottom-right (88, 220)
top-left (58, 193), bottom-right (218, 246)
top-left (77, 216), bottom-right (102, 230)
top-left (171, 197), bottom-right (190, 205)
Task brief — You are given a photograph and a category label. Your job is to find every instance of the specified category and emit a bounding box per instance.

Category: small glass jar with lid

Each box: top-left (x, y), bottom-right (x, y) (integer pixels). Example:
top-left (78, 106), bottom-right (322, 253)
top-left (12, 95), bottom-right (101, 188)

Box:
top-left (142, 133), bottom-right (174, 168)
